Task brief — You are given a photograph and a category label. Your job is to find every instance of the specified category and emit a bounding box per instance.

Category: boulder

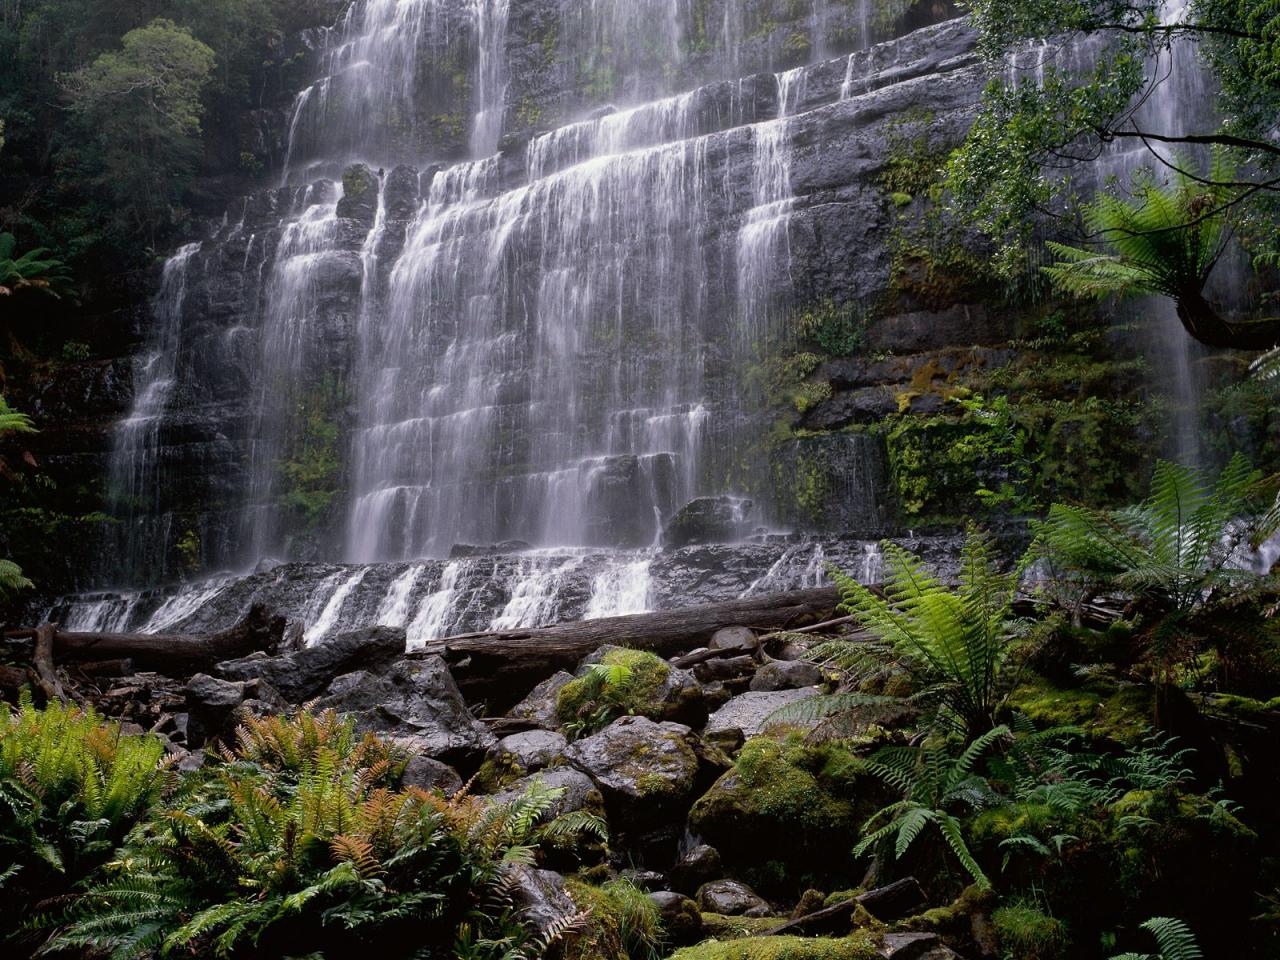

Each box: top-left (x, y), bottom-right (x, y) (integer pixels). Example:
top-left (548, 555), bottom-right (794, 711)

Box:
top-left (671, 844), bottom-right (723, 896)
top-left (315, 656), bottom-right (495, 769)
top-left (492, 728), bottom-right (567, 769)
top-left (216, 626), bottom-right (405, 703)
top-left (702, 687), bottom-right (823, 746)
top-left (559, 646), bottom-right (708, 730)
top-left (184, 673), bottom-right (285, 747)
top-left (708, 626), bottom-right (758, 653)
top-left (696, 879), bottom-right (771, 917)
top-left (508, 670), bottom-right (575, 728)
top-left (490, 767), bottom-right (604, 820)
top-left (400, 753), bottom-right (464, 795)
top-left (689, 738), bottom-right (879, 896)
top-left (663, 497), bottom-right (754, 549)
top-left (649, 891), bottom-right (704, 945)
top-left (506, 865), bottom-right (578, 933)
top-left (878, 934), bottom-right (945, 960)
top-left (565, 716), bottom-right (701, 826)
top-left (751, 659), bottom-right (823, 692)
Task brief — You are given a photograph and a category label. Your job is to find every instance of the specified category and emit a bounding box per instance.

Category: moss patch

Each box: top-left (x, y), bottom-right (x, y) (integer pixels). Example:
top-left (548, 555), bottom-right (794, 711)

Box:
top-left (668, 933), bottom-right (880, 960)
top-left (689, 736), bottom-right (875, 896)
top-left (557, 648), bottom-right (671, 735)
top-left (992, 903), bottom-right (1069, 960)
top-left (1005, 673), bottom-right (1153, 745)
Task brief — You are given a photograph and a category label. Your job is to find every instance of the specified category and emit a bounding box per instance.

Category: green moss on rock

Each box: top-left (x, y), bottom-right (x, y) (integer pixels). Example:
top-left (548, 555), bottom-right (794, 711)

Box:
top-left (556, 648), bottom-right (672, 734)
top-left (689, 736), bottom-right (876, 895)
top-left (1005, 673), bottom-right (1153, 745)
top-left (668, 933), bottom-right (880, 960)
top-left (991, 903), bottom-right (1069, 960)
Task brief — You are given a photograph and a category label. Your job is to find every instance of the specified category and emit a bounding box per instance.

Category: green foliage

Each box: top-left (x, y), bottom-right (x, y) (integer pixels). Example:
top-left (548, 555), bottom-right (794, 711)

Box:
top-left (278, 378), bottom-right (347, 532)
top-left (819, 526), bottom-right (1024, 738)
top-left (62, 19), bottom-right (215, 241)
top-left (49, 710), bottom-right (587, 959)
top-left (0, 233), bottom-right (73, 300)
top-left (949, 0), bottom-right (1280, 273)
top-left (556, 648), bottom-right (670, 738)
top-left (0, 695), bottom-right (170, 952)
top-left (1035, 454), bottom-right (1280, 681)
top-left (1111, 916), bottom-right (1203, 960)
top-left (853, 726), bottom-right (1012, 888)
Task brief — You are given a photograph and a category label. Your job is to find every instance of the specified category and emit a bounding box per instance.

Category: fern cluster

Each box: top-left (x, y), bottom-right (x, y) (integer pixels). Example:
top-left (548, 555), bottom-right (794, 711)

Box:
top-left (44, 710), bottom-right (596, 960)
top-left (854, 726), bottom-right (1012, 888)
top-left (1035, 454), bottom-right (1280, 685)
top-left (0, 694), bottom-right (171, 954)
top-left (813, 525), bottom-right (1024, 740)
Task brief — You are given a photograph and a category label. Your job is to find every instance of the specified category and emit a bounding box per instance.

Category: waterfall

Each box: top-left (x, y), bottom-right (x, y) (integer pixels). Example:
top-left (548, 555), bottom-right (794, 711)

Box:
top-left (108, 242), bottom-right (201, 581)
top-left (96, 4), bottom-right (990, 636)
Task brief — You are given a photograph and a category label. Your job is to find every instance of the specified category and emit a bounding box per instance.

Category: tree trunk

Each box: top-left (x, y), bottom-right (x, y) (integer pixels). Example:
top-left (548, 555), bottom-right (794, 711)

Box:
top-left (1176, 289), bottom-right (1280, 350)
top-left (421, 587), bottom-right (843, 706)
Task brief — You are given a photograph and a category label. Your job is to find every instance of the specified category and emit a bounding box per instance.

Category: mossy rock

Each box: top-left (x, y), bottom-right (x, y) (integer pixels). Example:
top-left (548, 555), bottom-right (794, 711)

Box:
top-left (1004, 672), bottom-right (1153, 745)
top-left (688, 736), bottom-right (879, 896)
top-left (699, 913), bottom-right (784, 940)
top-left (557, 647), bottom-right (704, 734)
top-left (991, 903), bottom-right (1069, 960)
top-left (667, 932), bottom-right (881, 960)
top-left (562, 878), bottom-right (663, 960)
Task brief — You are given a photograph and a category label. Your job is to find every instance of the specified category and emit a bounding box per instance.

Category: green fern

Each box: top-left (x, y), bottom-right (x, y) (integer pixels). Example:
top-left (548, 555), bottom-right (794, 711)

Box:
top-left (813, 525), bottom-right (1023, 739)
top-left (47, 710), bottom-right (570, 959)
top-left (853, 725), bottom-right (1011, 888)
top-left (1111, 916), bottom-right (1203, 960)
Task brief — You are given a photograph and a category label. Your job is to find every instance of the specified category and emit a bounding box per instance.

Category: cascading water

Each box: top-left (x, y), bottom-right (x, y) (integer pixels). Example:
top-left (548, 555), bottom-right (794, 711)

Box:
top-left (95, 4), bottom-right (987, 640)
top-left (1006, 0), bottom-right (1214, 462)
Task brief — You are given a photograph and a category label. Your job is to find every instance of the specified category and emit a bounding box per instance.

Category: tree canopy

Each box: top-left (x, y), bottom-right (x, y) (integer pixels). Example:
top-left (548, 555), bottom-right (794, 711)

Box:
top-left (947, 0), bottom-right (1280, 325)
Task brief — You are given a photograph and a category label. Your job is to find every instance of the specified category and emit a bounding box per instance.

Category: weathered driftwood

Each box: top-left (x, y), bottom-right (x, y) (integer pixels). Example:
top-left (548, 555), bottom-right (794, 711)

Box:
top-left (32, 623), bottom-right (68, 703)
top-left (424, 587), bottom-right (842, 703)
top-left (10, 605), bottom-right (284, 677)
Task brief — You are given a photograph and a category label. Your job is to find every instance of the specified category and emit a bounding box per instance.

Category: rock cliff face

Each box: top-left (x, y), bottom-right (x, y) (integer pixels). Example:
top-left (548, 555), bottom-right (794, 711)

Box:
top-left (94, 1), bottom-right (981, 587)
top-left (23, 0), bottom-right (1221, 637)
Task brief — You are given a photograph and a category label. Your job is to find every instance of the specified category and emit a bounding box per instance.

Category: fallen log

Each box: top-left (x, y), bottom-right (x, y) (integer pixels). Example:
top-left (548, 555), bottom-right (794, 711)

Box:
top-left (765, 877), bottom-right (928, 936)
top-left (423, 587), bottom-right (841, 706)
top-left (10, 605), bottom-right (285, 677)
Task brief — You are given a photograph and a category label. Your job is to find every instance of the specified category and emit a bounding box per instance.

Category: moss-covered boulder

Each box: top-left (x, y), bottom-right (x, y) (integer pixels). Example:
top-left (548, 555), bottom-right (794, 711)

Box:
top-left (561, 878), bottom-right (664, 960)
top-left (688, 735), bottom-right (878, 896)
top-left (666, 933), bottom-right (881, 960)
top-left (557, 646), bottom-right (706, 734)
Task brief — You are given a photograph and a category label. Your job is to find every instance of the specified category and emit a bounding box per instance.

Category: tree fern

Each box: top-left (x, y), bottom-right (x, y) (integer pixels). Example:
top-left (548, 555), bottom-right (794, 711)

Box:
top-left (815, 525), bottom-right (1023, 739)
top-left (1042, 152), bottom-right (1278, 349)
